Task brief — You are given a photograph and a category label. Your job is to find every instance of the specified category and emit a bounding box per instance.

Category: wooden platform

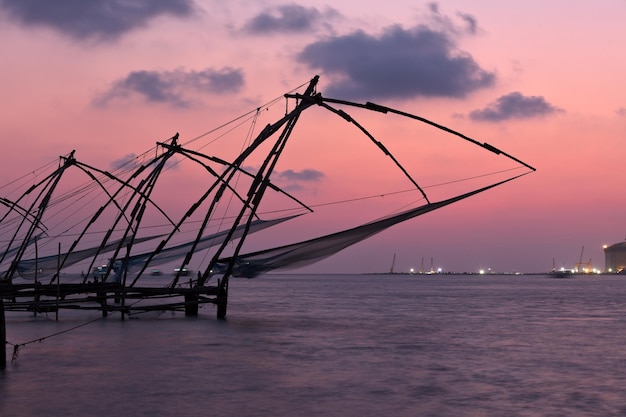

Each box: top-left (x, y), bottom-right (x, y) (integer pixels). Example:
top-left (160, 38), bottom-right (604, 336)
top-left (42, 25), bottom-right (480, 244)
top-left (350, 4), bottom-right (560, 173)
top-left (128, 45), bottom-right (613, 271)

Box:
top-left (0, 281), bottom-right (218, 316)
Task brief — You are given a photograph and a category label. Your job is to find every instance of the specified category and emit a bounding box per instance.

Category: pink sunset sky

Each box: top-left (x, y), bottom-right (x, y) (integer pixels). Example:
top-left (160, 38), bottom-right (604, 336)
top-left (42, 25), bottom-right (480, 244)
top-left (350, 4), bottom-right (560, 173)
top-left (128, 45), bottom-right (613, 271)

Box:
top-left (1, 0), bottom-right (625, 274)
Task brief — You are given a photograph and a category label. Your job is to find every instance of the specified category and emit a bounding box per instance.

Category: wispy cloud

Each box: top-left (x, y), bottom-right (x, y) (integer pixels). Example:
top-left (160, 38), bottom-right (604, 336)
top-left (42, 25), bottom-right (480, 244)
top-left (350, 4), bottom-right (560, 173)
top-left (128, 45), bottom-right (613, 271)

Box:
top-left (110, 153), bottom-right (138, 170)
top-left (272, 168), bottom-right (325, 193)
top-left (469, 92), bottom-right (562, 122)
top-left (276, 169), bottom-right (325, 182)
top-left (94, 67), bottom-right (244, 108)
top-left (242, 4), bottom-right (339, 35)
top-left (297, 21), bottom-right (493, 101)
top-left (456, 12), bottom-right (478, 35)
top-left (427, 2), bottom-right (479, 36)
top-left (111, 151), bottom-right (180, 171)
top-left (239, 168), bottom-right (325, 193)
top-left (0, 0), bottom-right (195, 41)
top-left (616, 107), bottom-right (626, 117)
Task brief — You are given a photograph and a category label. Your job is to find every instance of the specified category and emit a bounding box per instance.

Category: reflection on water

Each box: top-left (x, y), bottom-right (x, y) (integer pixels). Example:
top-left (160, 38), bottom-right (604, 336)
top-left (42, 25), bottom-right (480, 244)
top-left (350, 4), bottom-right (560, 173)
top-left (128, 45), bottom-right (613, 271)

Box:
top-left (2, 274), bottom-right (626, 416)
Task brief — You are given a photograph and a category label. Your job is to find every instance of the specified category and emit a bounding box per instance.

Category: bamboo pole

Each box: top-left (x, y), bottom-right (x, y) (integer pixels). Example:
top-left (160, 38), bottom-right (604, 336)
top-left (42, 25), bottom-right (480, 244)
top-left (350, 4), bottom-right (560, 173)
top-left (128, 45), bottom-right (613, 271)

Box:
top-left (56, 242), bottom-right (60, 321)
top-left (34, 235), bottom-right (39, 316)
top-left (1, 298), bottom-right (6, 370)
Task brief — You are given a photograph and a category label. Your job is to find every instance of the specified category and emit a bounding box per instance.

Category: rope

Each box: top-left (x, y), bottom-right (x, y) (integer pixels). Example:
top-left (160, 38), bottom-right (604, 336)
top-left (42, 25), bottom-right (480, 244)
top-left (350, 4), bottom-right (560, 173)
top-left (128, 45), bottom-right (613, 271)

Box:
top-left (6, 314), bottom-right (108, 362)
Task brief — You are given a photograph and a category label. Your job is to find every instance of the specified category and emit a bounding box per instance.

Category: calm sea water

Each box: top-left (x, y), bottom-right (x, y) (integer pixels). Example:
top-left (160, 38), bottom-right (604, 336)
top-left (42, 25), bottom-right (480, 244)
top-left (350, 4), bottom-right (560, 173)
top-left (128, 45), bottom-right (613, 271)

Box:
top-left (2, 273), bottom-right (626, 417)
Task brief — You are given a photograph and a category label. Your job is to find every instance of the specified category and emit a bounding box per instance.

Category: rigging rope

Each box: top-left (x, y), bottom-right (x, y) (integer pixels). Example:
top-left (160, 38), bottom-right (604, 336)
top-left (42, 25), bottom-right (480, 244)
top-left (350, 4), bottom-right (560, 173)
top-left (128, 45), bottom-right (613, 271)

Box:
top-left (182, 78), bottom-right (311, 149)
top-left (1, 165), bottom-right (523, 246)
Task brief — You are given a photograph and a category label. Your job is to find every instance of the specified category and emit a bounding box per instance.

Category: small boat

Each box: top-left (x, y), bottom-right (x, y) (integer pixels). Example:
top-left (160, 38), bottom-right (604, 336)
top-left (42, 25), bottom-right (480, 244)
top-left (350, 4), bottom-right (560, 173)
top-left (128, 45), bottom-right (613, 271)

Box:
top-left (550, 269), bottom-right (574, 278)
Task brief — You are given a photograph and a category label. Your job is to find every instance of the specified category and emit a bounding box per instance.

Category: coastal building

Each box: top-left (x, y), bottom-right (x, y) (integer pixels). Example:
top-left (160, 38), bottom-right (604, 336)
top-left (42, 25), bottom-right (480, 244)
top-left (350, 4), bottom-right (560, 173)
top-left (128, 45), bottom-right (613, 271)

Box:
top-left (603, 242), bottom-right (626, 273)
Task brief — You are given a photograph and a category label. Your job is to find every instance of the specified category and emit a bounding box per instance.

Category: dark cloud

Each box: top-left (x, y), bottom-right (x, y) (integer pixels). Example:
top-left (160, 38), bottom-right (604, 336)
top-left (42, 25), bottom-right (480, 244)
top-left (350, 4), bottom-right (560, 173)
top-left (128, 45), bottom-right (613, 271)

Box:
top-left (469, 92), bottom-right (562, 122)
top-left (243, 4), bottom-right (337, 34)
top-left (0, 0), bottom-right (194, 41)
top-left (94, 67), bottom-right (244, 108)
top-left (277, 169), bottom-right (325, 182)
top-left (298, 24), bottom-right (494, 101)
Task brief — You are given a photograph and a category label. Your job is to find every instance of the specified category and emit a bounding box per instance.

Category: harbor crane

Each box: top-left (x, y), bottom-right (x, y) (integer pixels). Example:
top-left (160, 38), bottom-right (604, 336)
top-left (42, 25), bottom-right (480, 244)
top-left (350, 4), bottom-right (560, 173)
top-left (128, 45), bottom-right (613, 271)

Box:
top-left (575, 246), bottom-right (593, 273)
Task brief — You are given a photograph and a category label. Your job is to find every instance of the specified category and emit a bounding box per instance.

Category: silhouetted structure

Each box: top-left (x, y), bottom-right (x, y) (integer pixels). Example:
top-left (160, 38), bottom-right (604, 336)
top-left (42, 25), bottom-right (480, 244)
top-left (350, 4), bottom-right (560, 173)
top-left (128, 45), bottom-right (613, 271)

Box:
top-left (1, 76), bottom-right (535, 320)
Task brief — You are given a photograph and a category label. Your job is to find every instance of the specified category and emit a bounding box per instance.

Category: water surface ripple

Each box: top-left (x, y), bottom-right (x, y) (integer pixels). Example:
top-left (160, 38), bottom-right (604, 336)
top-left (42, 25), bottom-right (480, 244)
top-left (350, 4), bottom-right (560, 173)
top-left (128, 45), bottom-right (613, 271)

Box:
top-left (2, 274), bottom-right (626, 416)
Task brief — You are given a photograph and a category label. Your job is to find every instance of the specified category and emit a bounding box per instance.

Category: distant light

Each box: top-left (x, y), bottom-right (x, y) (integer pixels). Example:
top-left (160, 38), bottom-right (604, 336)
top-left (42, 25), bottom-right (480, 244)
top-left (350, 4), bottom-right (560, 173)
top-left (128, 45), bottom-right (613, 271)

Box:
top-left (479, 269), bottom-right (485, 275)
top-left (603, 244), bottom-right (608, 249)
top-left (437, 267), bottom-right (442, 273)
top-left (409, 268), bottom-right (415, 274)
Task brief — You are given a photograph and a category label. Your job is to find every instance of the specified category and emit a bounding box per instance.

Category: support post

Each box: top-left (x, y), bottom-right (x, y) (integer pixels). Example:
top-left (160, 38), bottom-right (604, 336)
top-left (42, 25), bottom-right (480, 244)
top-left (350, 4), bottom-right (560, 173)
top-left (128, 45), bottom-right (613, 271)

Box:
top-left (97, 288), bottom-right (108, 317)
top-left (1, 298), bottom-right (6, 370)
top-left (184, 293), bottom-right (199, 316)
top-left (216, 279), bottom-right (228, 319)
